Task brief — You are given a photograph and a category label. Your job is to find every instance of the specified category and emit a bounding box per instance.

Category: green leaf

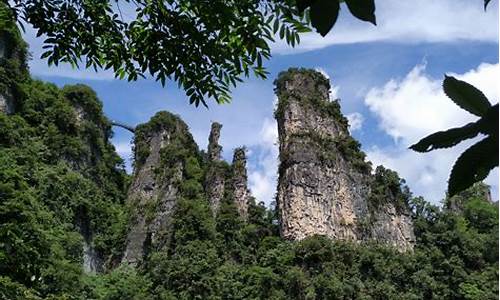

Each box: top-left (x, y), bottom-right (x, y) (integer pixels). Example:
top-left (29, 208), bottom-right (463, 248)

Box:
top-left (443, 75), bottom-right (492, 117)
top-left (448, 136), bottom-right (499, 197)
top-left (310, 0), bottom-right (340, 36)
top-left (279, 25), bottom-right (285, 39)
top-left (410, 122), bottom-right (480, 152)
top-left (345, 0), bottom-right (377, 25)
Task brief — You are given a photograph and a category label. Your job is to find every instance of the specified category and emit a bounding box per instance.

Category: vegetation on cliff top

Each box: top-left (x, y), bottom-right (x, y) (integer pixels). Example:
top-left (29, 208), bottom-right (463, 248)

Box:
top-left (274, 68), bottom-right (349, 132)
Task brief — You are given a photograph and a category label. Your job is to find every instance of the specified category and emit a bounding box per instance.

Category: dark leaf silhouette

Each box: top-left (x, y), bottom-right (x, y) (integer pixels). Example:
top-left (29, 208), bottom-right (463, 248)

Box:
top-left (448, 136), bottom-right (498, 197)
top-left (443, 75), bottom-right (491, 117)
top-left (345, 0), bottom-right (377, 25)
top-left (477, 104), bottom-right (499, 135)
top-left (310, 0), bottom-right (340, 36)
top-left (298, 0), bottom-right (377, 37)
top-left (297, 0), bottom-right (315, 13)
top-left (485, 0), bottom-right (492, 10)
top-left (410, 122), bottom-right (480, 152)
top-left (412, 78), bottom-right (498, 197)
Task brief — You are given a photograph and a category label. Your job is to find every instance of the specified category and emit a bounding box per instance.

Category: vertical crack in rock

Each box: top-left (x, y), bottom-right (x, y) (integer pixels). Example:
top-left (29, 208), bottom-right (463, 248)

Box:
top-left (75, 206), bottom-right (102, 273)
top-left (231, 147), bottom-right (250, 220)
top-left (274, 68), bottom-right (415, 251)
top-left (122, 112), bottom-right (193, 266)
top-left (205, 122), bottom-right (226, 215)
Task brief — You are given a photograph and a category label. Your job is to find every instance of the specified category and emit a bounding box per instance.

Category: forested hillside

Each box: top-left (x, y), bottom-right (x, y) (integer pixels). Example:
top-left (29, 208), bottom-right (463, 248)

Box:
top-left (1, 5), bottom-right (498, 300)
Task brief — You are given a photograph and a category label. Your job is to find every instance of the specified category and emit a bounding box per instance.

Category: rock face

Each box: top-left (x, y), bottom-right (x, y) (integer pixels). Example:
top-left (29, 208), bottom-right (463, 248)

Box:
top-left (275, 68), bottom-right (415, 251)
top-left (205, 122), bottom-right (226, 215)
top-left (122, 112), bottom-right (195, 265)
top-left (231, 147), bottom-right (251, 219)
top-left (0, 89), bottom-right (14, 114)
top-left (208, 122), bottom-right (223, 161)
top-left (75, 207), bottom-right (102, 273)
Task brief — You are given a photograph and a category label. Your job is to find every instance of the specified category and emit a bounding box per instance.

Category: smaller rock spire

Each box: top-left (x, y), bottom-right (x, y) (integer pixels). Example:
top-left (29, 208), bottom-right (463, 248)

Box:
top-left (207, 122), bottom-right (223, 161)
top-left (206, 122), bottom-right (225, 216)
top-left (232, 147), bottom-right (250, 219)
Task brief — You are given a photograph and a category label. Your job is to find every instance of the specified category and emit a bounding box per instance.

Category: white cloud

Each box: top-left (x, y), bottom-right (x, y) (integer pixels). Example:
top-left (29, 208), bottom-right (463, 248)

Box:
top-left (315, 67), bottom-right (330, 79)
top-left (112, 140), bottom-right (134, 173)
top-left (114, 141), bottom-right (133, 157)
top-left (364, 62), bottom-right (499, 204)
top-left (248, 118), bottom-right (279, 206)
top-left (314, 67), bottom-right (340, 101)
top-left (274, 0), bottom-right (499, 54)
top-left (346, 112), bottom-right (364, 132)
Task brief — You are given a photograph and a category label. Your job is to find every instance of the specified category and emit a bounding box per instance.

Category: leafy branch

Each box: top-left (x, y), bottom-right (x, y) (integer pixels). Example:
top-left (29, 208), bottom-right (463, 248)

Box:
top-left (6, 0), bottom-right (310, 107)
top-left (410, 76), bottom-right (498, 197)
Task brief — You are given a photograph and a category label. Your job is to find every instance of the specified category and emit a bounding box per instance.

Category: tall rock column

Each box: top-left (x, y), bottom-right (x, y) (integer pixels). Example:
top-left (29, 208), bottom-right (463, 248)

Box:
top-left (205, 122), bottom-right (226, 216)
top-left (231, 147), bottom-right (250, 219)
top-left (208, 122), bottom-right (223, 160)
top-left (275, 68), bottom-right (369, 241)
top-left (122, 112), bottom-right (195, 266)
top-left (274, 68), bottom-right (415, 251)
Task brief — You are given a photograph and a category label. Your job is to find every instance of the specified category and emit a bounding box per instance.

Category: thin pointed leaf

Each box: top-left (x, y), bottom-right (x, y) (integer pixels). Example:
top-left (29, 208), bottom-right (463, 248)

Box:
top-left (410, 122), bottom-right (480, 152)
top-left (443, 75), bottom-right (492, 117)
top-left (448, 136), bottom-right (499, 197)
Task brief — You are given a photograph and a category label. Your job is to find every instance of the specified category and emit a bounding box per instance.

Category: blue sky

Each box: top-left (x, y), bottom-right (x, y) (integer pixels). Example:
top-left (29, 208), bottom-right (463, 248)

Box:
top-left (23, 0), bottom-right (499, 205)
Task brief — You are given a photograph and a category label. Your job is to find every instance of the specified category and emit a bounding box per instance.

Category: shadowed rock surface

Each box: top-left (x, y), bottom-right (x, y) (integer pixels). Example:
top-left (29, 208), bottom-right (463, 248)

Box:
top-left (275, 68), bottom-right (415, 251)
top-left (122, 111), bottom-right (196, 266)
top-left (207, 122), bottom-right (223, 161)
top-left (205, 122), bottom-right (226, 215)
top-left (231, 147), bottom-right (251, 219)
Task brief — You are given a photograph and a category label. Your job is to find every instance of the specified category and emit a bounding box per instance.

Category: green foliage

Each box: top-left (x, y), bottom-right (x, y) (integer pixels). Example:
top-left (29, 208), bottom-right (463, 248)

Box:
top-left (411, 76), bottom-right (498, 197)
top-left (2, 20), bottom-right (497, 298)
top-left (81, 267), bottom-right (152, 300)
top-left (274, 68), bottom-right (349, 131)
top-left (7, 0), bottom-right (310, 106)
top-left (280, 129), bottom-right (371, 174)
top-left (0, 2), bottom-right (29, 103)
top-left (369, 165), bottom-right (412, 212)
top-left (0, 49), bottom-right (128, 297)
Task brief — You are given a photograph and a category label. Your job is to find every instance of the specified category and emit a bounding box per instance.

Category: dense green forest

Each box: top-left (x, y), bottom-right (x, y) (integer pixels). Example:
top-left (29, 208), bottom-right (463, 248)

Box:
top-left (1, 72), bottom-right (498, 299)
top-left (1, 4), bottom-right (499, 300)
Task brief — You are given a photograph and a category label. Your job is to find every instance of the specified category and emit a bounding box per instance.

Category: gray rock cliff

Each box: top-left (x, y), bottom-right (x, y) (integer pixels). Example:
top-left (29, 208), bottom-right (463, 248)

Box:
top-left (275, 68), bottom-right (415, 251)
top-left (205, 122), bottom-right (226, 216)
top-left (122, 111), bottom-right (196, 265)
top-left (231, 147), bottom-right (251, 219)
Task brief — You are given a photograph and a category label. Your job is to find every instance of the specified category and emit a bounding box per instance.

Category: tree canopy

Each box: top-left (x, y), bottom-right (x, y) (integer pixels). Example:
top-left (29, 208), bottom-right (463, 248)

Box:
top-left (7, 0), bottom-right (312, 106)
